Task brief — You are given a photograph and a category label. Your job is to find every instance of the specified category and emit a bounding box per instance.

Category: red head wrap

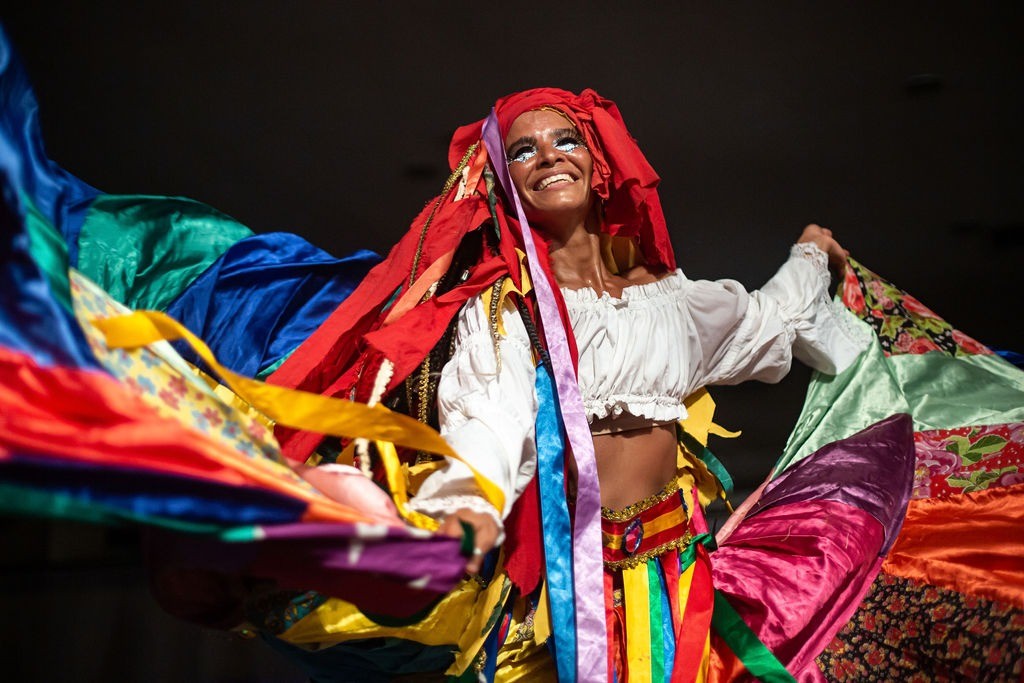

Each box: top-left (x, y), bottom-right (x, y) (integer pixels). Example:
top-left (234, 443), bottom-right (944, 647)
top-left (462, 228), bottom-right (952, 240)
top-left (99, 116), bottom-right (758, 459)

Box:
top-left (448, 87), bottom-right (676, 271)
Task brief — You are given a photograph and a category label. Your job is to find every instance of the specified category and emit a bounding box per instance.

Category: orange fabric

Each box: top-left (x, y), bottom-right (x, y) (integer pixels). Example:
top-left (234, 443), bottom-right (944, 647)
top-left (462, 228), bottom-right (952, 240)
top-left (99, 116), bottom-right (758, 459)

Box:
top-left (883, 482), bottom-right (1024, 608)
top-left (706, 637), bottom-right (747, 683)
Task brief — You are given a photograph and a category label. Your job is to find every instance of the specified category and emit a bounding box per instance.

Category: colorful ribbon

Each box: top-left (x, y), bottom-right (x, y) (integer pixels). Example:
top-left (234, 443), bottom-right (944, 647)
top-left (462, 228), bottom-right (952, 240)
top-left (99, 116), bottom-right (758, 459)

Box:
top-left (481, 111), bottom-right (608, 682)
top-left (534, 365), bottom-right (576, 681)
top-left (93, 309), bottom-right (505, 516)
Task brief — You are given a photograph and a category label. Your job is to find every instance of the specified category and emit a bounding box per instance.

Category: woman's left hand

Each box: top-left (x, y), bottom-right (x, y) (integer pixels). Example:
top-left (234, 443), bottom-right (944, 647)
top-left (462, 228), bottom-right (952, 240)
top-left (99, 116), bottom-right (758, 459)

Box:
top-left (798, 224), bottom-right (849, 276)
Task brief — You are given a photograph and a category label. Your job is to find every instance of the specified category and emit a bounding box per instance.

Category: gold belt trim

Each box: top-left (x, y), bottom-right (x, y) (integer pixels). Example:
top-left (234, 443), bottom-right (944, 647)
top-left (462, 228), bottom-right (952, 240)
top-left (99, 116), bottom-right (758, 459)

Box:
top-left (603, 533), bottom-right (693, 571)
top-left (601, 477), bottom-right (681, 522)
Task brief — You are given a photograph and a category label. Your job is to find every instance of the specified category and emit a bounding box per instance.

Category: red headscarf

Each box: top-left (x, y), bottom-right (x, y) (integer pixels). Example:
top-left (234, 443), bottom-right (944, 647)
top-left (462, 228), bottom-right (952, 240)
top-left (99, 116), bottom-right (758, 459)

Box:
top-left (270, 87), bottom-right (674, 462)
top-left (450, 87), bottom-right (675, 271)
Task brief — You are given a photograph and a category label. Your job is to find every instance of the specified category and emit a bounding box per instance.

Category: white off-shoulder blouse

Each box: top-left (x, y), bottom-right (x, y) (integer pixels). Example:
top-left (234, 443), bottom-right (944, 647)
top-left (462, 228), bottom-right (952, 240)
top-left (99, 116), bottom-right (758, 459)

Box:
top-left (407, 244), bottom-right (870, 529)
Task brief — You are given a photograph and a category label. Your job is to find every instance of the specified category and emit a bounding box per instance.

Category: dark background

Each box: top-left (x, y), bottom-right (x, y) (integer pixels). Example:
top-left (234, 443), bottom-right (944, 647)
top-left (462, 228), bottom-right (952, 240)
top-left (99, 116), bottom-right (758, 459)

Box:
top-left (2, 3), bottom-right (1021, 681)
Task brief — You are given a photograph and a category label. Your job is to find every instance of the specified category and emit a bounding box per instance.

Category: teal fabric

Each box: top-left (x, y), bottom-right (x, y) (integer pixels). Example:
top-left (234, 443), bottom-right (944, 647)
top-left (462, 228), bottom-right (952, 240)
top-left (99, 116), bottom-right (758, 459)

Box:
top-left (889, 352), bottom-right (1024, 430)
top-left (76, 194), bottom-right (252, 311)
top-left (23, 193), bottom-right (73, 312)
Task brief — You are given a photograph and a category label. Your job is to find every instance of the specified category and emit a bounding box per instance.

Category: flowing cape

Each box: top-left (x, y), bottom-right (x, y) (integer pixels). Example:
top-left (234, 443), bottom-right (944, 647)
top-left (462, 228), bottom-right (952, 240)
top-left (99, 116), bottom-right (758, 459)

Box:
top-left (709, 260), bottom-right (1024, 681)
top-left (0, 25), bottom-right (467, 622)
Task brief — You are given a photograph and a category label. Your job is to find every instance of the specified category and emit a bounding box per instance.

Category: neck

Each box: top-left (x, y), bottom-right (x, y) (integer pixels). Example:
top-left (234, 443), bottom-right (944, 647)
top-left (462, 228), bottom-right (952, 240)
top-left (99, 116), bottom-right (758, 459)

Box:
top-left (545, 212), bottom-right (614, 291)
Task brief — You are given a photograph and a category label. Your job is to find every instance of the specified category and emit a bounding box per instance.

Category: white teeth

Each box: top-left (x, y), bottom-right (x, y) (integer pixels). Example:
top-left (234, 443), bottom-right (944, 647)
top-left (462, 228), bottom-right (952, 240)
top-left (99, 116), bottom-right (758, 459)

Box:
top-left (536, 173), bottom-right (574, 190)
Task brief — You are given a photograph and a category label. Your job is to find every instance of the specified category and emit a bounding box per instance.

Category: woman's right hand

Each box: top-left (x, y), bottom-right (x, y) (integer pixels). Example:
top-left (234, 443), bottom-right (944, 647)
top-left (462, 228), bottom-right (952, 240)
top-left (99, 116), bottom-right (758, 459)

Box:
top-left (438, 507), bottom-right (502, 574)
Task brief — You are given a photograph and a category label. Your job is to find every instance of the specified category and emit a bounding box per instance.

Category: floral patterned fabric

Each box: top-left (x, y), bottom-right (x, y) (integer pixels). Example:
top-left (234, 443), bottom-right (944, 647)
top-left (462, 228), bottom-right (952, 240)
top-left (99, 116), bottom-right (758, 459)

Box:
top-left (818, 572), bottom-right (1024, 682)
top-left (913, 423), bottom-right (1024, 499)
top-left (70, 271), bottom-right (306, 482)
top-left (842, 259), bottom-right (993, 358)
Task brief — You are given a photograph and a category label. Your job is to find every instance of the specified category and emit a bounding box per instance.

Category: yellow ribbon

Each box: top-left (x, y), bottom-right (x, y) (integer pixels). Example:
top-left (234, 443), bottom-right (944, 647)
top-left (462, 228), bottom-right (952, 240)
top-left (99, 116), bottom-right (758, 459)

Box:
top-left (622, 563), bottom-right (654, 682)
top-left (680, 388), bottom-right (741, 449)
top-left (93, 310), bottom-right (505, 515)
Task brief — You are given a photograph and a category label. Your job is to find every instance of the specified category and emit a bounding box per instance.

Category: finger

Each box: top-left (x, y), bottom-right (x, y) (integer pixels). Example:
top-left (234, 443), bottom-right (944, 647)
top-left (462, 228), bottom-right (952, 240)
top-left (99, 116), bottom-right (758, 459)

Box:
top-left (437, 515), bottom-right (463, 538)
top-left (466, 544), bottom-right (485, 574)
top-left (472, 522), bottom-right (499, 557)
top-left (466, 517), bottom-right (500, 573)
top-left (447, 513), bottom-right (495, 574)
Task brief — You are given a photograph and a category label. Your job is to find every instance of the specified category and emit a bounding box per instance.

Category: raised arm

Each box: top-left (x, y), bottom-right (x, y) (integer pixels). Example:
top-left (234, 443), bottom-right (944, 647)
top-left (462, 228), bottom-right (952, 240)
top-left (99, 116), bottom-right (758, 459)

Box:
top-left (686, 225), bottom-right (868, 392)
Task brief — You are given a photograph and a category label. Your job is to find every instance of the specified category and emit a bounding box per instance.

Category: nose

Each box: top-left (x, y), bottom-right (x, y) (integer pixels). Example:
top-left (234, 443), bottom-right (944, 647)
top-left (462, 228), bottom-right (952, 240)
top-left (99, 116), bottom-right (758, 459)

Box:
top-left (536, 139), bottom-right (564, 166)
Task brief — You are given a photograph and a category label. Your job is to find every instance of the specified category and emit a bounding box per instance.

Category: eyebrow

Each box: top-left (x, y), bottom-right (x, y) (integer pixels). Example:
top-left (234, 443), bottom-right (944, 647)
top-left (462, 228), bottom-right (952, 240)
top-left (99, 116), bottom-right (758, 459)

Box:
top-left (505, 128), bottom-right (581, 155)
top-left (550, 128), bottom-right (579, 140)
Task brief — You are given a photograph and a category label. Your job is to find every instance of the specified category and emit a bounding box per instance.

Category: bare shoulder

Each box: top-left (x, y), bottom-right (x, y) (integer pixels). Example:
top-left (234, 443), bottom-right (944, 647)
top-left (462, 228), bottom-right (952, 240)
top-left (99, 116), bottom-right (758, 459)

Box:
top-left (622, 263), bottom-right (671, 286)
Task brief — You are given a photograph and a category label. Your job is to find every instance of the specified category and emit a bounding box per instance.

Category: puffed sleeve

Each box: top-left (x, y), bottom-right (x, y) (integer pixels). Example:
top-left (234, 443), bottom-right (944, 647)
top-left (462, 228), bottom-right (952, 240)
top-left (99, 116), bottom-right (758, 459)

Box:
top-left (406, 294), bottom-right (538, 532)
top-left (686, 242), bottom-right (870, 391)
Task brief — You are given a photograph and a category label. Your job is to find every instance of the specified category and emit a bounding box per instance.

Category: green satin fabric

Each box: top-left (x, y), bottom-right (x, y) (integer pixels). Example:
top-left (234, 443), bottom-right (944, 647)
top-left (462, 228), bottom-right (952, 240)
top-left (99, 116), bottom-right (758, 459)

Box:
top-left (778, 332), bottom-right (909, 472)
top-left (24, 194), bottom-right (73, 312)
top-left (711, 591), bottom-right (795, 682)
top-left (76, 195), bottom-right (252, 311)
top-left (778, 321), bottom-right (1024, 473)
top-left (890, 352), bottom-right (1024, 429)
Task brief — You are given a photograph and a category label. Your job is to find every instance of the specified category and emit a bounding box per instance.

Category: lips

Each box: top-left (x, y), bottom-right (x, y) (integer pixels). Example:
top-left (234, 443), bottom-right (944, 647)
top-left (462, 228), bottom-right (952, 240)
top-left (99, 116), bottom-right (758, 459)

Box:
top-left (534, 172), bottom-right (576, 191)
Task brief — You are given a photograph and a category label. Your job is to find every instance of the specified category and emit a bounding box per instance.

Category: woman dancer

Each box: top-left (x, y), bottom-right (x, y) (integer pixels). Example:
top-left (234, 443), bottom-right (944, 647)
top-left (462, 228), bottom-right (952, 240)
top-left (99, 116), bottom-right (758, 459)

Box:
top-left (265, 87), bottom-right (873, 681)
top-left (3, 23), bottom-right (1020, 677)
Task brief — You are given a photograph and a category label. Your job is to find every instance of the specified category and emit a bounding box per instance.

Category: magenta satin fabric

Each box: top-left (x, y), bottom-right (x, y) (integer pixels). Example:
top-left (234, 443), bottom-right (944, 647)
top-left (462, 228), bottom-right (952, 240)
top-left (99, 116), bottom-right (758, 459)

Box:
top-left (751, 413), bottom-right (915, 553)
top-left (714, 502), bottom-right (886, 681)
top-left (713, 413), bottom-right (915, 680)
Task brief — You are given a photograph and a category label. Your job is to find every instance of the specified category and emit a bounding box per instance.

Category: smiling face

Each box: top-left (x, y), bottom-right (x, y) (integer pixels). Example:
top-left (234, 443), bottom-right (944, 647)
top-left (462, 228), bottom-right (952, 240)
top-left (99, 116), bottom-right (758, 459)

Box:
top-left (504, 109), bottom-right (595, 231)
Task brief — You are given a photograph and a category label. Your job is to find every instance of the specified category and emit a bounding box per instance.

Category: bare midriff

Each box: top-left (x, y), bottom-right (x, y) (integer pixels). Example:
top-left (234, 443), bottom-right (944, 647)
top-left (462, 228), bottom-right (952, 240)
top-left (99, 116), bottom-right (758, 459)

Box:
top-left (591, 423), bottom-right (679, 510)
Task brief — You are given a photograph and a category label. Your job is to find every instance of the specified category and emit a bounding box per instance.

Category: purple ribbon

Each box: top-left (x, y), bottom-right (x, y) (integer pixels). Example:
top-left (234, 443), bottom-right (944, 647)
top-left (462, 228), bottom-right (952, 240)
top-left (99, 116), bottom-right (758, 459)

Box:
top-left (481, 111), bottom-right (607, 682)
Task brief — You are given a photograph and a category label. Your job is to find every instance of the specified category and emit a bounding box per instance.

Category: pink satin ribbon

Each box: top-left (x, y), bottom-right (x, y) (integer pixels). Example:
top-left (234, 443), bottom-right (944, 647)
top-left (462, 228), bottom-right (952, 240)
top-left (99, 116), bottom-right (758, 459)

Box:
top-left (481, 111), bottom-right (607, 682)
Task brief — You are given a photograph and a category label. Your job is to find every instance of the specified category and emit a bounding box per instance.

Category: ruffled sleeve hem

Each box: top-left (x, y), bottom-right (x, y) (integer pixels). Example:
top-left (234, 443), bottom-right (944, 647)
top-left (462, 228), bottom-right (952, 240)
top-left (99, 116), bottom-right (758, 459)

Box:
top-left (768, 243), bottom-right (872, 375)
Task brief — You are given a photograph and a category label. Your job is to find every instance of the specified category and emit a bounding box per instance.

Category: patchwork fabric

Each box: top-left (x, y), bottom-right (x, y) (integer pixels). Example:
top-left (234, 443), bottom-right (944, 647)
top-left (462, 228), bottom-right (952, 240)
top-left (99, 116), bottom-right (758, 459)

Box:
top-left (70, 270), bottom-right (297, 476)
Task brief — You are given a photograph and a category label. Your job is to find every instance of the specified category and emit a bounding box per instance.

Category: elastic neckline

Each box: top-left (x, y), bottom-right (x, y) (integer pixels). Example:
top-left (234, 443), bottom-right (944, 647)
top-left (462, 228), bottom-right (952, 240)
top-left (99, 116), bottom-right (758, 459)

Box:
top-left (560, 269), bottom-right (685, 304)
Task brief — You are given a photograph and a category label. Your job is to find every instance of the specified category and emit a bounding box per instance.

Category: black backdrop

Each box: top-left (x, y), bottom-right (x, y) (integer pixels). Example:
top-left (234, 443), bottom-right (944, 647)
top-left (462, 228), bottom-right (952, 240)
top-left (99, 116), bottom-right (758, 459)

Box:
top-left (2, 4), bottom-right (1021, 680)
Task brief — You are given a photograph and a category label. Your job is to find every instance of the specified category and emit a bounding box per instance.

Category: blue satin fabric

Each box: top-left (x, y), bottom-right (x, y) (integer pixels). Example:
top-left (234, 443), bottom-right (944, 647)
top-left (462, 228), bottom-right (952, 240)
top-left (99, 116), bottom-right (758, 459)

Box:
top-left (0, 26), bottom-right (100, 369)
top-left (534, 365), bottom-right (577, 682)
top-left (6, 454), bottom-right (307, 527)
top-left (164, 232), bottom-right (379, 377)
top-left (0, 168), bottom-right (101, 369)
top-left (0, 26), bottom-right (100, 266)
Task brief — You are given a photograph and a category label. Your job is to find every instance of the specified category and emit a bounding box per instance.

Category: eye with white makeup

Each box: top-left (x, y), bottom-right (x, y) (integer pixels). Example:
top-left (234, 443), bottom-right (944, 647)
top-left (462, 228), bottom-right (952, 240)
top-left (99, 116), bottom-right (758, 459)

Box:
top-left (506, 131), bottom-right (586, 164)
